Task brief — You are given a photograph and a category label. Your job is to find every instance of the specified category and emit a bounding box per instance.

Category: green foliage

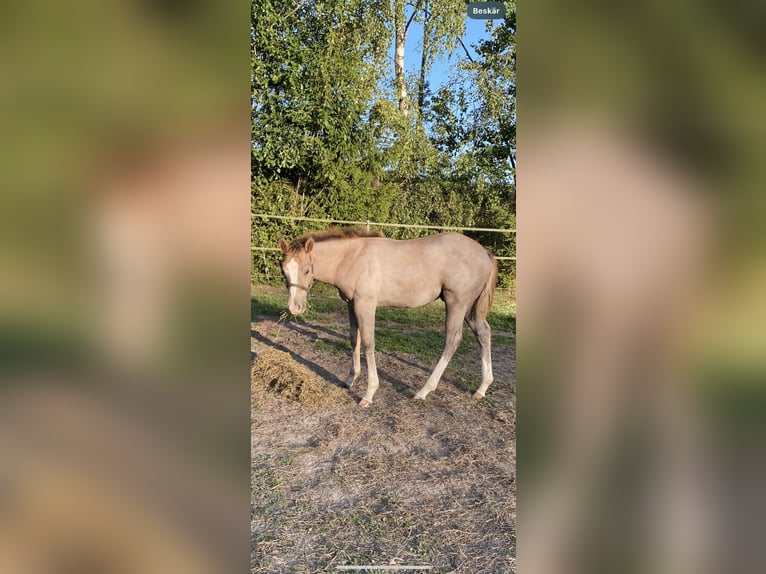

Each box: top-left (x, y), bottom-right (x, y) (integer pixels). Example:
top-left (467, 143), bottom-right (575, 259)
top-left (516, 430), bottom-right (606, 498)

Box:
top-left (252, 0), bottom-right (388, 193)
top-left (252, 1), bottom-right (516, 287)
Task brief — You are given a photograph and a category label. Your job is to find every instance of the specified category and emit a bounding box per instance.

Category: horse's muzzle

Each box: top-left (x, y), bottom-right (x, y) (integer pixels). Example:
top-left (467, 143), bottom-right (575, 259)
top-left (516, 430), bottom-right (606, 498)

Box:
top-left (287, 282), bottom-right (310, 314)
top-left (288, 299), bottom-right (306, 315)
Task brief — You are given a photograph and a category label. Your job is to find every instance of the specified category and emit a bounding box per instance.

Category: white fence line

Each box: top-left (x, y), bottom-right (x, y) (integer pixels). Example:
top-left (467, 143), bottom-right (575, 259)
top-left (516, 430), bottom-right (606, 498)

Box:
top-left (252, 213), bottom-right (515, 234)
top-left (251, 246), bottom-right (515, 261)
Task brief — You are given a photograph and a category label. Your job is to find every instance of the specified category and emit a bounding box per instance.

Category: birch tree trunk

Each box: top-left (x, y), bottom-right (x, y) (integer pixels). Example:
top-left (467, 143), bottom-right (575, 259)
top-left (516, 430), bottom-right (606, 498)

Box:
top-left (394, 0), bottom-right (409, 116)
top-left (417, 1), bottom-right (430, 119)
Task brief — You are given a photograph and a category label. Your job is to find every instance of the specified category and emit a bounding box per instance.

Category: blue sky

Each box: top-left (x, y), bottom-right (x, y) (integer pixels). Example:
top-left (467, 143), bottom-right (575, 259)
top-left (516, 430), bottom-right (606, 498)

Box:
top-left (401, 15), bottom-right (498, 90)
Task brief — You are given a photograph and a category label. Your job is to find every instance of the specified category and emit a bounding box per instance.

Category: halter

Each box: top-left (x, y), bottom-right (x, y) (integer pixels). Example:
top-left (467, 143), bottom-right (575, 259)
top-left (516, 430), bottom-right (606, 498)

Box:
top-left (286, 256), bottom-right (315, 293)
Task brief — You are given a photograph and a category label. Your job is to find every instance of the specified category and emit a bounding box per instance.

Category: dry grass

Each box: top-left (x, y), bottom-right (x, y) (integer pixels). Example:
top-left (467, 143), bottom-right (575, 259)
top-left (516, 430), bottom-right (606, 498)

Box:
top-left (251, 389), bottom-right (515, 573)
top-left (251, 318), bottom-right (516, 573)
top-left (251, 348), bottom-right (354, 408)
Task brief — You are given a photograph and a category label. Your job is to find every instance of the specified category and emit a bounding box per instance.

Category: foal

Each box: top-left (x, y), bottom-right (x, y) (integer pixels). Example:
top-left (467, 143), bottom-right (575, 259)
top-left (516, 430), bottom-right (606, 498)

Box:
top-left (279, 227), bottom-right (498, 407)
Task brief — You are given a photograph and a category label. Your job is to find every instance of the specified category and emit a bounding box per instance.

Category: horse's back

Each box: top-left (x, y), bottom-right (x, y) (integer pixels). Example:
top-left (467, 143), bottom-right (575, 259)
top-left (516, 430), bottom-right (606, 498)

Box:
top-left (411, 232), bottom-right (493, 272)
top-left (363, 233), bottom-right (489, 269)
top-left (354, 233), bottom-right (493, 307)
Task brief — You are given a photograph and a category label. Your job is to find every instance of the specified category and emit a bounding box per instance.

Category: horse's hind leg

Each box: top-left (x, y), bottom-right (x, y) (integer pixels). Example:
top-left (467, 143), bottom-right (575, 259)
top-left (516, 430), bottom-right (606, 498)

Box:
top-left (344, 301), bottom-right (362, 389)
top-left (415, 301), bottom-right (469, 400)
top-left (466, 314), bottom-right (493, 398)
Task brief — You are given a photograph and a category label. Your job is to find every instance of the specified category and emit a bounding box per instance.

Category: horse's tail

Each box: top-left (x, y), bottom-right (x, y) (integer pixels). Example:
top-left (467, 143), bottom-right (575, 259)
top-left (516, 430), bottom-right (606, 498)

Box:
top-left (470, 250), bottom-right (498, 321)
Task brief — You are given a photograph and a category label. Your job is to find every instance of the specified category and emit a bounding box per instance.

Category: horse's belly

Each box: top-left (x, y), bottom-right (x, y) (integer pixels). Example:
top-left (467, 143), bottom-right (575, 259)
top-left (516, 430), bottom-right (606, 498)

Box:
top-left (377, 284), bottom-right (441, 308)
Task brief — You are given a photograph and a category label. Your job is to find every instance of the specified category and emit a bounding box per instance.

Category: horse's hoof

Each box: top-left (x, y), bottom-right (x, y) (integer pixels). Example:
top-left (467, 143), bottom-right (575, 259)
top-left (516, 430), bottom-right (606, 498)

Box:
top-left (413, 394), bottom-right (425, 401)
top-left (473, 392), bottom-right (485, 400)
top-left (359, 399), bottom-right (372, 408)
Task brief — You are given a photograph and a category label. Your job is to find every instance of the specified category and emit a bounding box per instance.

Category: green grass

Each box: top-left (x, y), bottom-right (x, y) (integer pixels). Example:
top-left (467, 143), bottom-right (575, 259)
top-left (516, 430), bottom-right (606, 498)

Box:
top-left (489, 293), bottom-right (516, 332)
top-left (375, 327), bottom-right (473, 359)
top-left (253, 284), bottom-right (515, 336)
top-left (314, 340), bottom-right (351, 354)
top-left (250, 295), bottom-right (284, 320)
top-left (376, 304), bottom-right (446, 325)
top-left (317, 326), bottom-right (511, 362)
top-left (494, 334), bottom-right (516, 346)
top-left (251, 285), bottom-right (345, 321)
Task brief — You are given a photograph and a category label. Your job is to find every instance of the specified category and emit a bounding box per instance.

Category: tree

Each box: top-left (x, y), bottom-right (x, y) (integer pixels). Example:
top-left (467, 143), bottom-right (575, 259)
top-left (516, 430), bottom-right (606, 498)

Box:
top-left (391, 0), bottom-right (465, 119)
top-left (252, 0), bottom-right (388, 203)
top-left (423, 13), bottom-right (516, 263)
top-left (251, 0), bottom-right (517, 285)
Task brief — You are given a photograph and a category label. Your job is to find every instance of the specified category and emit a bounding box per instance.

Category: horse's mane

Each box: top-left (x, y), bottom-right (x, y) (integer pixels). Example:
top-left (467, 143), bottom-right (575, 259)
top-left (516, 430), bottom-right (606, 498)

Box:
top-left (286, 226), bottom-right (384, 252)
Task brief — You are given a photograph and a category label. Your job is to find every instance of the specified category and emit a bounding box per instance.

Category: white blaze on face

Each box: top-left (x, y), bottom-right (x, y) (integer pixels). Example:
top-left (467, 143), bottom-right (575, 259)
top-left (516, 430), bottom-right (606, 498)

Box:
top-left (285, 257), bottom-right (299, 293)
top-left (285, 257), bottom-right (300, 312)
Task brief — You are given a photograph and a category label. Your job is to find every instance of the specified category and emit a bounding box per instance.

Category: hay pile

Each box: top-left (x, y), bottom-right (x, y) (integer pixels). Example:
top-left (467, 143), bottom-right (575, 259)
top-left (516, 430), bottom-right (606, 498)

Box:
top-left (251, 348), bottom-right (353, 407)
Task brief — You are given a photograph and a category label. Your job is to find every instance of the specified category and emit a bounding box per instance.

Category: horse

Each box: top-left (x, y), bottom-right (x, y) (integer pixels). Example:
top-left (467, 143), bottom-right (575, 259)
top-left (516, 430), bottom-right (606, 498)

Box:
top-left (278, 227), bottom-right (498, 407)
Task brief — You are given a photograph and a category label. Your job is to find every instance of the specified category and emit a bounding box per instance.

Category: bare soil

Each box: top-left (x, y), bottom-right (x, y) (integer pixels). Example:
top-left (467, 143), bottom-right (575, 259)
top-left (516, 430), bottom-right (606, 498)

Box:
top-left (251, 310), bottom-right (516, 573)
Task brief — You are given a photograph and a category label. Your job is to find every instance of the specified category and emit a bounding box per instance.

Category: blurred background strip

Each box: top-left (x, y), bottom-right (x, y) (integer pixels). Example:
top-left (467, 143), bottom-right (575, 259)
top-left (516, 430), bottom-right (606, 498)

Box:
top-left (518, 1), bottom-right (766, 573)
top-left (0, 1), bottom-right (251, 573)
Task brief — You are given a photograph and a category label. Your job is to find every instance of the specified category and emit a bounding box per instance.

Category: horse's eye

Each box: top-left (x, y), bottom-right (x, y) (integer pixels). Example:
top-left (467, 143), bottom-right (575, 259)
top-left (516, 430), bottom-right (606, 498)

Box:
top-left (304, 268), bottom-right (310, 275)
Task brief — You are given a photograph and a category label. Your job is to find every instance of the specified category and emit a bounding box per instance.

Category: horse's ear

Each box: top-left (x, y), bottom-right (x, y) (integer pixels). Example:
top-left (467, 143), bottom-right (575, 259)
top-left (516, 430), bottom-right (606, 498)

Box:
top-left (278, 236), bottom-right (288, 254)
top-left (305, 237), bottom-right (314, 253)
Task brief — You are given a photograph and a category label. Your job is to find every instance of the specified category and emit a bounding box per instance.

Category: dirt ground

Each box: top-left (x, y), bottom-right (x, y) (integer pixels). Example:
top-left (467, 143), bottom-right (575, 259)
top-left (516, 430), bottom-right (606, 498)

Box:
top-left (251, 309), bottom-right (516, 573)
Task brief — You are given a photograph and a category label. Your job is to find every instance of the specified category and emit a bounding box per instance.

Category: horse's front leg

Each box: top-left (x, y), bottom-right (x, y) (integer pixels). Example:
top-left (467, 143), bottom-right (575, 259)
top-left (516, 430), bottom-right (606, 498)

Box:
top-left (354, 299), bottom-right (378, 408)
top-left (344, 301), bottom-right (362, 389)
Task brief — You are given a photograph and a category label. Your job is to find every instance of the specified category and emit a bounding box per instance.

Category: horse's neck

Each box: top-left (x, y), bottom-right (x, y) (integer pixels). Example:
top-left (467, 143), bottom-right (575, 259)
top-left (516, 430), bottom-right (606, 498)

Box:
top-left (312, 239), bottom-right (353, 287)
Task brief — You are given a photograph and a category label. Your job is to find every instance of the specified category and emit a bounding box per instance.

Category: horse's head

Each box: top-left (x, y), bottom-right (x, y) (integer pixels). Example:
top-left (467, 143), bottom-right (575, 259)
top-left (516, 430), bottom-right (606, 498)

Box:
top-left (278, 236), bottom-right (315, 315)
